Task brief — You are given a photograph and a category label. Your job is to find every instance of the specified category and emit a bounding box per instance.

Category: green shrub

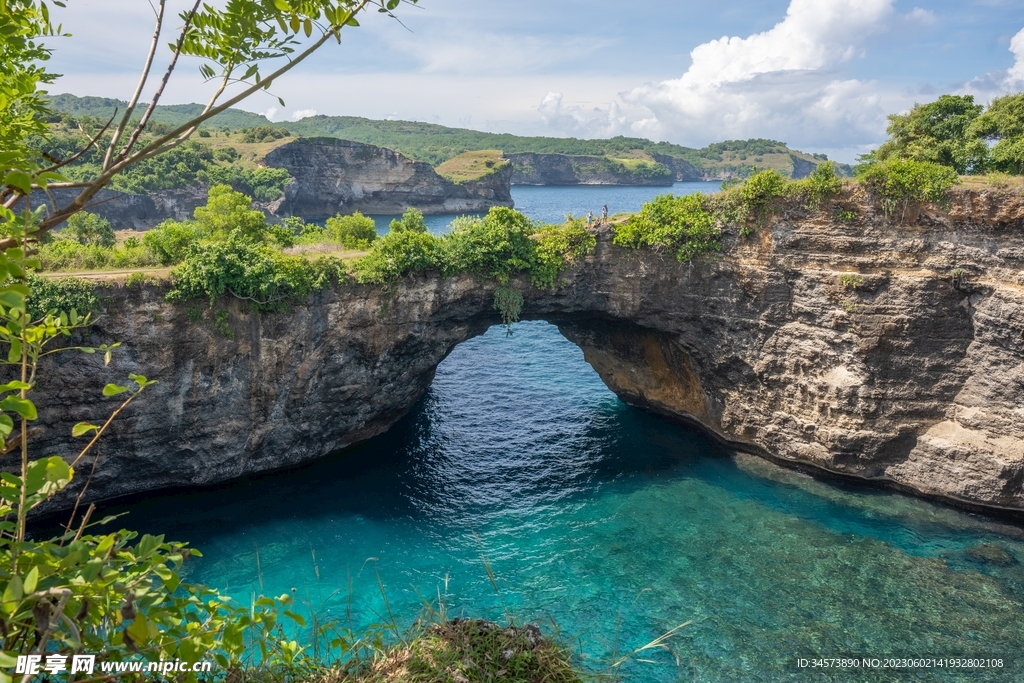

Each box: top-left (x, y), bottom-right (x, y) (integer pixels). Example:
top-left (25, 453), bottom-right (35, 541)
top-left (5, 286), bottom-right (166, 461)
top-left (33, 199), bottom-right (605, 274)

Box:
top-left (353, 230), bottom-right (442, 284)
top-left (612, 193), bottom-right (720, 262)
top-left (740, 168), bottom-right (788, 223)
top-left (839, 273), bottom-right (864, 290)
top-left (37, 239), bottom-right (160, 271)
top-left (326, 211), bottom-right (377, 248)
top-left (194, 184), bottom-right (269, 241)
top-left (62, 211), bottom-right (116, 247)
top-left (857, 159), bottom-right (960, 218)
top-left (531, 217), bottom-right (597, 290)
top-left (142, 219), bottom-right (207, 265)
top-left (25, 273), bottom-right (100, 319)
top-left (439, 207), bottom-right (536, 282)
top-left (389, 207), bottom-right (428, 234)
top-left (166, 238), bottom-right (346, 310)
top-left (795, 161), bottom-right (843, 210)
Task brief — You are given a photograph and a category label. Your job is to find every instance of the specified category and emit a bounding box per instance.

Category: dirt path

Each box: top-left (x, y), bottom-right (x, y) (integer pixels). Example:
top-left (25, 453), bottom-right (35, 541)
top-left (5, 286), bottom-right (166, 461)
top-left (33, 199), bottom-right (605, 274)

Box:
top-left (39, 267), bottom-right (172, 281)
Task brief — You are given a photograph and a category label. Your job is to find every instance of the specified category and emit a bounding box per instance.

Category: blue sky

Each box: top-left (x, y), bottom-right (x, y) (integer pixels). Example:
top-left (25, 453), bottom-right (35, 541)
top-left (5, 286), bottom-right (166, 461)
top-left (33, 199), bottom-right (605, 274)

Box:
top-left (46, 0), bottom-right (1024, 162)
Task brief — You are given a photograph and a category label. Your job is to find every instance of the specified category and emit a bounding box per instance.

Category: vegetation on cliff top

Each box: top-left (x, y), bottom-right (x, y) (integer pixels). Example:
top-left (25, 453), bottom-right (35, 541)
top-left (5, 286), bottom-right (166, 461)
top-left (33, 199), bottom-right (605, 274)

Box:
top-left (434, 149), bottom-right (509, 184)
top-left (863, 92), bottom-right (1024, 176)
top-left (47, 94), bottom-right (844, 180)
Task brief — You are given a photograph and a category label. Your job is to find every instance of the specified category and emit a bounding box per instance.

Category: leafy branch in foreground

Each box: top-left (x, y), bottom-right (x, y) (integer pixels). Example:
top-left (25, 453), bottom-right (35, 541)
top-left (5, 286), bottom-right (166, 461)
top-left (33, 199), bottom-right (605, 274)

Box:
top-left (1, 0), bottom-right (420, 249)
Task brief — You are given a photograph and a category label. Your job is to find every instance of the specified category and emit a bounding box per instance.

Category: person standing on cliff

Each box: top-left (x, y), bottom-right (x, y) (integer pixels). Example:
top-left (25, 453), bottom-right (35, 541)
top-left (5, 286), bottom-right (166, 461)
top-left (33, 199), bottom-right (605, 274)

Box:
top-left (587, 211), bottom-right (594, 226)
top-left (602, 204), bottom-right (608, 223)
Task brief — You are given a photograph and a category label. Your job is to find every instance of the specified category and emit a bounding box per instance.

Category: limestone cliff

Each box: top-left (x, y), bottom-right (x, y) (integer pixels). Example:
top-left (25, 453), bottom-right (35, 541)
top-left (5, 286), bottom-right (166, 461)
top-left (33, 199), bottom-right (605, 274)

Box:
top-left (266, 138), bottom-right (513, 218)
top-left (21, 188), bottom-right (1024, 516)
top-left (508, 152), bottom-right (674, 186)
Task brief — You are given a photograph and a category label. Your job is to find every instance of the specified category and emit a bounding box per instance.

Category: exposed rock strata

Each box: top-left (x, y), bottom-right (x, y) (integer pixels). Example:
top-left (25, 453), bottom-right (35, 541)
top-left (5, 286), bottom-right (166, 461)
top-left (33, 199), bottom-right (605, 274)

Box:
top-left (508, 152), bottom-right (674, 186)
top-left (266, 138), bottom-right (513, 218)
top-left (21, 188), bottom-right (1024, 515)
top-left (27, 186), bottom-right (209, 231)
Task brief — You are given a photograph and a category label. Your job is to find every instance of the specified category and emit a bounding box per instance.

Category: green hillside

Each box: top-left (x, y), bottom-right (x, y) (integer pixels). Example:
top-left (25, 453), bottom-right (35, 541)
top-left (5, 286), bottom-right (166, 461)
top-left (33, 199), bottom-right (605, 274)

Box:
top-left (46, 93), bottom-right (849, 177)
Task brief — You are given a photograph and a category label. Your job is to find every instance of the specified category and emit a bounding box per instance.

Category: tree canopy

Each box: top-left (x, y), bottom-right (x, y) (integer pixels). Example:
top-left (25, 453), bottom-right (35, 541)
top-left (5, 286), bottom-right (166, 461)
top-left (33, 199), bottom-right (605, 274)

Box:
top-left (867, 92), bottom-right (1024, 175)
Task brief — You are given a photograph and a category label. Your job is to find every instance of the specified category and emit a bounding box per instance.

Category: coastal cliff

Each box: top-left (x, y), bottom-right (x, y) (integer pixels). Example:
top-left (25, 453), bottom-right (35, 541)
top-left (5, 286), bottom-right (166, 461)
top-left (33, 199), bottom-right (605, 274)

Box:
top-left (508, 152), bottom-right (674, 186)
top-left (23, 188), bottom-right (1024, 515)
top-left (266, 138), bottom-right (513, 218)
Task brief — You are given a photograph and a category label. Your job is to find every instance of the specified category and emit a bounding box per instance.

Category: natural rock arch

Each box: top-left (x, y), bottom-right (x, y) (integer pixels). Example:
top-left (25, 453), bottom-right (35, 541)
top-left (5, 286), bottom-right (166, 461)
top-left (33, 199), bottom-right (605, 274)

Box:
top-left (25, 192), bottom-right (1024, 515)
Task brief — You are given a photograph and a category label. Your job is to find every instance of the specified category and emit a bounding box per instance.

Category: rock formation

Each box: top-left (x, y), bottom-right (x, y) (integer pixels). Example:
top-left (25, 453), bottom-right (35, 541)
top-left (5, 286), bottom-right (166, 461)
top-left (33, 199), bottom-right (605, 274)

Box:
top-left (21, 187), bottom-right (1024, 516)
top-left (508, 152), bottom-right (674, 186)
top-left (265, 138), bottom-right (513, 218)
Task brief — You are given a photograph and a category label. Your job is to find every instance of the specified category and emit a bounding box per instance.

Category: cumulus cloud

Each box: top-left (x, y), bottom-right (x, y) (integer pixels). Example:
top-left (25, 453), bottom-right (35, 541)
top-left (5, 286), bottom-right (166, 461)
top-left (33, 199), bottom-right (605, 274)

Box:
top-left (537, 92), bottom-right (627, 138)
top-left (261, 106), bottom-right (279, 121)
top-left (615, 0), bottom-right (899, 151)
top-left (961, 26), bottom-right (1024, 97)
top-left (290, 109), bottom-right (317, 121)
top-left (1007, 27), bottom-right (1024, 86)
top-left (535, 0), bottom-right (908, 158)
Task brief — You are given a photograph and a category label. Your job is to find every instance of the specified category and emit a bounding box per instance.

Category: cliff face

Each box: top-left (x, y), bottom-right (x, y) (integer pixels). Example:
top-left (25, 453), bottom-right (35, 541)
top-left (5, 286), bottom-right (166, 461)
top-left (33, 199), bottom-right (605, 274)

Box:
top-left (650, 153), bottom-right (704, 182)
top-left (28, 186), bottom-right (209, 231)
top-left (266, 138), bottom-right (513, 218)
top-left (22, 188), bottom-right (1024, 515)
top-left (508, 153), bottom-right (674, 186)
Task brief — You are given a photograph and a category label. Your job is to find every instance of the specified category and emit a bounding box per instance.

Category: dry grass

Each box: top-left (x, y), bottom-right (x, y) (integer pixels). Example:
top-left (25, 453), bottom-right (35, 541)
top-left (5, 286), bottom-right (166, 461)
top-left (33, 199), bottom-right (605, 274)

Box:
top-left (957, 173), bottom-right (1024, 190)
top-left (436, 150), bottom-right (509, 184)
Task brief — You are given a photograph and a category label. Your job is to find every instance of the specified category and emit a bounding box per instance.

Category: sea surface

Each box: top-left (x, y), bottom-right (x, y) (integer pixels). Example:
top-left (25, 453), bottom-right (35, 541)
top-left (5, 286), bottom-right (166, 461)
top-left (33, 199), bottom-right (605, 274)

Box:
top-left (113, 324), bottom-right (1024, 682)
top-left (367, 181), bottom-right (721, 233)
top-left (109, 183), bottom-right (1024, 681)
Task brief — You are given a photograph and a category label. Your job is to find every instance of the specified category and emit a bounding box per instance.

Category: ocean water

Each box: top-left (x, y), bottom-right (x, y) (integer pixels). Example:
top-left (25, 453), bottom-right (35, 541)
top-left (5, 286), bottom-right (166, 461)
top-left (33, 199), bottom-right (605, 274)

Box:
top-left (111, 322), bottom-right (1024, 682)
top-left (366, 181), bottom-right (721, 234)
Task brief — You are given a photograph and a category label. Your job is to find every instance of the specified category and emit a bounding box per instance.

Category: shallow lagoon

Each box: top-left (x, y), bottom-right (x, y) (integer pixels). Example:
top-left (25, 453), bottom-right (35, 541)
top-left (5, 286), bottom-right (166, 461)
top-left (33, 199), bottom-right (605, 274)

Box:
top-left (115, 322), bottom-right (1024, 682)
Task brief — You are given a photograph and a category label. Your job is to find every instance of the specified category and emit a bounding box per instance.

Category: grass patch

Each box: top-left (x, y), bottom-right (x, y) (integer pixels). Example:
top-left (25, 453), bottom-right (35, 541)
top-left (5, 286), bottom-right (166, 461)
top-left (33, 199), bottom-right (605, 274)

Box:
top-left (435, 150), bottom-right (509, 184)
top-left (332, 618), bottom-right (580, 683)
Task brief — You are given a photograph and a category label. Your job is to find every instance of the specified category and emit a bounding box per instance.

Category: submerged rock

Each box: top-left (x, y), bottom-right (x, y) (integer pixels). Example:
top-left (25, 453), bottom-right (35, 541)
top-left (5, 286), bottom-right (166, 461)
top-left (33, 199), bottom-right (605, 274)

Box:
top-left (965, 543), bottom-right (1017, 566)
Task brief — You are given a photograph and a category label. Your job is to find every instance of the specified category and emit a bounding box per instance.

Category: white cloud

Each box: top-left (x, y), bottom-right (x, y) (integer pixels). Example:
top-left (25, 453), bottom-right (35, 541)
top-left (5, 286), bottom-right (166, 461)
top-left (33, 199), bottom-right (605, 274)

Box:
top-left (537, 92), bottom-right (628, 138)
top-left (906, 7), bottom-right (937, 25)
top-left (1007, 27), bottom-right (1024, 86)
top-left (262, 106), bottom-right (279, 121)
top-left (615, 0), bottom-right (898, 152)
top-left (961, 26), bottom-right (1024, 98)
top-left (290, 109), bottom-right (317, 121)
top-left (532, 0), bottom-right (904, 159)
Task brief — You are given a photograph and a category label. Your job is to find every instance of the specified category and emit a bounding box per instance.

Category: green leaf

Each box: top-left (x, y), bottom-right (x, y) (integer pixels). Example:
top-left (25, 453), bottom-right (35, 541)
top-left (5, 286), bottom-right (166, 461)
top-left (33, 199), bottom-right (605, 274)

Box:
top-left (2, 574), bottom-right (23, 613)
top-left (3, 171), bottom-right (32, 194)
top-left (22, 567), bottom-right (38, 594)
top-left (72, 422), bottom-right (99, 437)
top-left (46, 457), bottom-right (71, 484)
top-left (0, 290), bottom-right (25, 312)
top-left (283, 609), bottom-right (306, 627)
top-left (102, 383), bottom-right (128, 397)
top-left (0, 396), bottom-right (36, 420)
top-left (0, 651), bottom-right (18, 668)
top-left (0, 381), bottom-right (30, 392)
top-left (345, 15), bottom-right (360, 26)
top-left (6, 339), bottom-right (20, 364)
top-left (303, 17), bottom-right (312, 37)
top-left (0, 415), bottom-right (13, 440)
top-left (126, 614), bottom-right (150, 644)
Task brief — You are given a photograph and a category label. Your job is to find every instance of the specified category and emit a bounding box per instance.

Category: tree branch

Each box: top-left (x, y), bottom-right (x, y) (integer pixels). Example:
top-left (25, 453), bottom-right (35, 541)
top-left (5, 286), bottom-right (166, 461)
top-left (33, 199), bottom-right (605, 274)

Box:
top-left (102, 0), bottom-right (168, 171)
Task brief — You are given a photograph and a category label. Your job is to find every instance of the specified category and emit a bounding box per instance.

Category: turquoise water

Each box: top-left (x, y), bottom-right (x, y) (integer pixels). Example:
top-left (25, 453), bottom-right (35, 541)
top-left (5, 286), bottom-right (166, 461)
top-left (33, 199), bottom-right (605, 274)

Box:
top-left (112, 322), bottom-right (1024, 682)
top-left (367, 181), bottom-right (721, 233)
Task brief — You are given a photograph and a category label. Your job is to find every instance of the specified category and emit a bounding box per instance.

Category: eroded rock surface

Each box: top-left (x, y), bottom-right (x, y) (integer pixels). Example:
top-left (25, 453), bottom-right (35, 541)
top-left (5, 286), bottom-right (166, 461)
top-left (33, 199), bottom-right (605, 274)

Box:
top-left (23, 188), bottom-right (1024, 514)
top-left (266, 138), bottom-right (513, 218)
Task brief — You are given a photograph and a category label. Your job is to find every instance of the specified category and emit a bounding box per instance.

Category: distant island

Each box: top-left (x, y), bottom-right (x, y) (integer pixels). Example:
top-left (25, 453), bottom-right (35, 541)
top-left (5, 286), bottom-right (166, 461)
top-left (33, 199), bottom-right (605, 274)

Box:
top-left (38, 94), bottom-right (852, 227)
